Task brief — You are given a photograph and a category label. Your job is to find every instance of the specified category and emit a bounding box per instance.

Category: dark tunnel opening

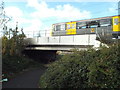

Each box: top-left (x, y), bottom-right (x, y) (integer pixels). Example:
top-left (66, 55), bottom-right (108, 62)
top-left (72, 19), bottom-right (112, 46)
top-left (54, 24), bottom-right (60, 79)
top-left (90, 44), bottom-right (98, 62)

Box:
top-left (22, 50), bottom-right (57, 64)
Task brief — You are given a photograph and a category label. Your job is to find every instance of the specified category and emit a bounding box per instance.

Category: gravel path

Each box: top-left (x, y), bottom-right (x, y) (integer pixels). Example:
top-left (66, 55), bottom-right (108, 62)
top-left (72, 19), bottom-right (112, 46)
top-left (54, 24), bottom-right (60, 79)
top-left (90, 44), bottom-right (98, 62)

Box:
top-left (2, 67), bottom-right (47, 88)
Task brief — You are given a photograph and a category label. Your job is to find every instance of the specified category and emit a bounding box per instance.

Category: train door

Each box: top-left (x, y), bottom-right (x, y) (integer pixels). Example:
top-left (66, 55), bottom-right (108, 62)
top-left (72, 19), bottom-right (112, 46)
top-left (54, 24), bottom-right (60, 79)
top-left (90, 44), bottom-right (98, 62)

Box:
top-left (112, 16), bottom-right (120, 32)
top-left (66, 22), bottom-right (76, 35)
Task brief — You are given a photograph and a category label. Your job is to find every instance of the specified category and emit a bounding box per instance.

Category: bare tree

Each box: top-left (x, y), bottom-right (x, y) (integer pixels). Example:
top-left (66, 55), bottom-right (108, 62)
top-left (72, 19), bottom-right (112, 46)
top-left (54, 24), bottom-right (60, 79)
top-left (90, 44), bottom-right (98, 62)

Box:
top-left (0, 1), bottom-right (11, 37)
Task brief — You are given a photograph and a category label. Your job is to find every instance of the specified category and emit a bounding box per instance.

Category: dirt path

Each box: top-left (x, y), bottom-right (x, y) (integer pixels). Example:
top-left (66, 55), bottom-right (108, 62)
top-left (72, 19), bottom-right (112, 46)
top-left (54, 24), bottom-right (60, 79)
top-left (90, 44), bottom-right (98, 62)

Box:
top-left (2, 67), bottom-right (47, 88)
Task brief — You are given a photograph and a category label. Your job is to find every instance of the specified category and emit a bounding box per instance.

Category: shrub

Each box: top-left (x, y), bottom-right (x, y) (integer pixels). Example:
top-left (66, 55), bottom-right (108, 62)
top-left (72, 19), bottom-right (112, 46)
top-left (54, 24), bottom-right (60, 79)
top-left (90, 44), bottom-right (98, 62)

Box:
top-left (39, 49), bottom-right (94, 88)
top-left (87, 43), bottom-right (120, 88)
top-left (39, 42), bottom-right (120, 88)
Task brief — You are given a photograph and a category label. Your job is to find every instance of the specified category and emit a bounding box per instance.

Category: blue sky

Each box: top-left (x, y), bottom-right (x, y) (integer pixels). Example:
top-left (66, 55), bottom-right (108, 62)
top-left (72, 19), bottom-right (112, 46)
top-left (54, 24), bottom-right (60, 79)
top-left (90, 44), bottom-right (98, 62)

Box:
top-left (1, 0), bottom-right (119, 37)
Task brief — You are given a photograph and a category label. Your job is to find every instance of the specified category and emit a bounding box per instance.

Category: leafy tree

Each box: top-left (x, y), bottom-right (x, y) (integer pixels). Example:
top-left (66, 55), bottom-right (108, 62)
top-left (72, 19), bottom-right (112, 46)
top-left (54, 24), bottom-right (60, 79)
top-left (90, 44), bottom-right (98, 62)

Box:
top-left (2, 36), bottom-right (8, 55)
top-left (2, 26), bottom-right (26, 56)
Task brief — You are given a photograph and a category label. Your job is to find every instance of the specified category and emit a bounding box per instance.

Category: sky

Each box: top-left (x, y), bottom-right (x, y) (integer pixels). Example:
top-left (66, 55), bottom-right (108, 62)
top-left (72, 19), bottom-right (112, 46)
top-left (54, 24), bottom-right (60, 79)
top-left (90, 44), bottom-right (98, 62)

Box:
top-left (0, 0), bottom-right (119, 37)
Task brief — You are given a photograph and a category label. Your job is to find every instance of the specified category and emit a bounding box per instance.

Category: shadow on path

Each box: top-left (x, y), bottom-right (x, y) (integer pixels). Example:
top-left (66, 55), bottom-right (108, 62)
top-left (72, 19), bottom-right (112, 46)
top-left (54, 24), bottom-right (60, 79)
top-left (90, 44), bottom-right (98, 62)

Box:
top-left (2, 67), bottom-right (47, 88)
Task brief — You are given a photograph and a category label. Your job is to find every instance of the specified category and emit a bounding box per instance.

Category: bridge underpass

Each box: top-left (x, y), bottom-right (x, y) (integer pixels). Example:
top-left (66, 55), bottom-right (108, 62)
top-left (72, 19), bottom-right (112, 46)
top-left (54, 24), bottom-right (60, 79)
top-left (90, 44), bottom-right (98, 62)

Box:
top-left (22, 50), bottom-right (57, 63)
top-left (23, 34), bottom-right (101, 63)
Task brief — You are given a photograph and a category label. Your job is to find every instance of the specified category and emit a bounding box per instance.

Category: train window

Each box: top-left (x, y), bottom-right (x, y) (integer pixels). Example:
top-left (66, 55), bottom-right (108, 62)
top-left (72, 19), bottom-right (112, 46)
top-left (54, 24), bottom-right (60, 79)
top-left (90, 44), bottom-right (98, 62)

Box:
top-left (72, 24), bottom-right (75, 29)
top-left (114, 18), bottom-right (118, 25)
top-left (61, 24), bottom-right (66, 30)
top-left (87, 21), bottom-right (99, 28)
top-left (81, 26), bottom-right (86, 29)
top-left (56, 25), bottom-right (61, 31)
top-left (100, 19), bottom-right (112, 26)
top-left (76, 22), bottom-right (86, 29)
top-left (90, 25), bottom-right (98, 28)
top-left (98, 23), bottom-right (100, 27)
top-left (77, 22), bottom-right (86, 27)
top-left (67, 24), bottom-right (71, 29)
top-left (88, 21), bottom-right (98, 25)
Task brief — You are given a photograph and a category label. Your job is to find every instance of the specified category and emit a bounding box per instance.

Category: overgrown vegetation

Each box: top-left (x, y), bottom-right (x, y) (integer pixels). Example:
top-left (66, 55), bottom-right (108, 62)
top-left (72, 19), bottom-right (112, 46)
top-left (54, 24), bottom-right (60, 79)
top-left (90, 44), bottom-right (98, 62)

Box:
top-left (39, 41), bottom-right (120, 88)
top-left (1, 26), bottom-right (42, 79)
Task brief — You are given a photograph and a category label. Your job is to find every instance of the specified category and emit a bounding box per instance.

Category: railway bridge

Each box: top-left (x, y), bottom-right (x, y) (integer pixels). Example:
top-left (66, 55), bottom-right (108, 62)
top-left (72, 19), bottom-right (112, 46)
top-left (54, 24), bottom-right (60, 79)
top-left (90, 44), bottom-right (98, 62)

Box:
top-left (23, 34), bottom-right (102, 63)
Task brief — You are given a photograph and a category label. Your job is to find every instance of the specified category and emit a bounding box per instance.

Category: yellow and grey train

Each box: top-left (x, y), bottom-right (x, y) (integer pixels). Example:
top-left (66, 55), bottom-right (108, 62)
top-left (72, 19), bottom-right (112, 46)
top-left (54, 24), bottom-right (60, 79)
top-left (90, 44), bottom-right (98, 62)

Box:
top-left (51, 15), bottom-right (120, 39)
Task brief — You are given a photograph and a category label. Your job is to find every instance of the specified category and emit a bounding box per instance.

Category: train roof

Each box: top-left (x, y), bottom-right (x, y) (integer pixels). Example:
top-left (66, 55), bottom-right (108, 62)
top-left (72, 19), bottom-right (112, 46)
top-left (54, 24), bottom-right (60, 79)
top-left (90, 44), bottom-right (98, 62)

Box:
top-left (53, 15), bottom-right (119, 25)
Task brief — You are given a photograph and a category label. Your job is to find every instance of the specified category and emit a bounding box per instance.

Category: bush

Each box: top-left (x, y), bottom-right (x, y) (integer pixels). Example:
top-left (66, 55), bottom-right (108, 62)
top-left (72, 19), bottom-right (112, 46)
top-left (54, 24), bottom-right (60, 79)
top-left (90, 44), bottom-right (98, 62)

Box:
top-left (39, 42), bottom-right (120, 88)
top-left (39, 49), bottom-right (95, 88)
top-left (87, 43), bottom-right (120, 88)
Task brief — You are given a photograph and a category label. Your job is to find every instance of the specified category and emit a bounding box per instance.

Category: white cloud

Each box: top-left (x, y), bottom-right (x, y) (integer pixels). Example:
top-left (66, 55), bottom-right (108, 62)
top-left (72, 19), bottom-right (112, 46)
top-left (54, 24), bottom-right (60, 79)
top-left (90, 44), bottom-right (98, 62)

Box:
top-left (24, 19), bottom-right (43, 32)
top-left (4, 6), bottom-right (43, 34)
top-left (4, 6), bottom-right (23, 19)
top-left (55, 4), bottom-right (91, 20)
top-left (28, 0), bottom-right (91, 21)
top-left (4, 6), bottom-right (23, 28)
top-left (27, 0), bottom-right (41, 9)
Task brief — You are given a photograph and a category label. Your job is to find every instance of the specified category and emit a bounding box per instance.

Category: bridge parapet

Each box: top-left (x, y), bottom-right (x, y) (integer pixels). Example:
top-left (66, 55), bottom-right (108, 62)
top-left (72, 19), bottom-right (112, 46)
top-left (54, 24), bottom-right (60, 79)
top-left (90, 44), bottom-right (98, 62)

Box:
top-left (24, 34), bottom-right (101, 50)
top-left (24, 34), bottom-right (100, 45)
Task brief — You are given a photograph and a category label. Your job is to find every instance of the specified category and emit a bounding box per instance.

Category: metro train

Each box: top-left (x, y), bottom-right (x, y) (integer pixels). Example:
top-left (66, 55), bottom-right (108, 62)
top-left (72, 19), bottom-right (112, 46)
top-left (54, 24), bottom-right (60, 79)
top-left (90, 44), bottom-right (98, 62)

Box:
top-left (51, 15), bottom-right (120, 40)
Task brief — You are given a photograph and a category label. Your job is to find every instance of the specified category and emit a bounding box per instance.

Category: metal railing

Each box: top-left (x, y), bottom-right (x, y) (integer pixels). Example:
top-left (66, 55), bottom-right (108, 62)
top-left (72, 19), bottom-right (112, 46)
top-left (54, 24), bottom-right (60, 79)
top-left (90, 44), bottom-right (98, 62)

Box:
top-left (23, 30), bottom-right (51, 38)
top-left (0, 29), bottom-right (51, 38)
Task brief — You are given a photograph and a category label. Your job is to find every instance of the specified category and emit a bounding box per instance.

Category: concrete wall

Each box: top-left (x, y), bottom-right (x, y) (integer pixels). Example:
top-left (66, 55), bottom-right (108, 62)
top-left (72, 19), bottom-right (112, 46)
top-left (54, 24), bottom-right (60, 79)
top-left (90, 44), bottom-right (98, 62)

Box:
top-left (25, 34), bottom-right (98, 46)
